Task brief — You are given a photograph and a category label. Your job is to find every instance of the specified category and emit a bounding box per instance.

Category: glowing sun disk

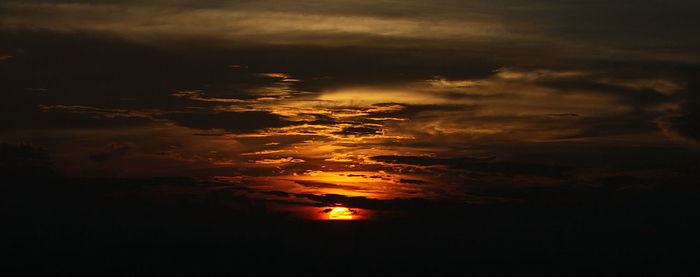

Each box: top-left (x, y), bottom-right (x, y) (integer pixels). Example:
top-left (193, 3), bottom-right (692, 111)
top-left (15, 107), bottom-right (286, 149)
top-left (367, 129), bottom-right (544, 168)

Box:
top-left (329, 207), bottom-right (354, 220)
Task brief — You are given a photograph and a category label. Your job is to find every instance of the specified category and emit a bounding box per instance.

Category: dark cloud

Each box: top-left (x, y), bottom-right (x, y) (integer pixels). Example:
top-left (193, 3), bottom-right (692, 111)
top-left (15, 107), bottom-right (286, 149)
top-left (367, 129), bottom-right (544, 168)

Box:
top-left (0, 2), bottom-right (699, 271)
top-left (0, 104), bottom-right (154, 131)
top-left (547, 113), bottom-right (579, 117)
top-left (89, 143), bottom-right (133, 162)
top-left (659, 113), bottom-right (700, 146)
top-left (555, 112), bottom-right (660, 139)
top-left (165, 111), bottom-right (296, 133)
top-left (261, 190), bottom-right (291, 198)
top-left (293, 192), bottom-right (466, 213)
top-left (305, 114), bottom-right (337, 125)
top-left (371, 155), bottom-right (570, 178)
top-left (597, 176), bottom-right (646, 189)
top-left (294, 180), bottom-right (357, 190)
top-left (366, 104), bottom-right (476, 119)
top-left (0, 30), bottom-right (287, 111)
top-left (345, 174), bottom-right (366, 177)
top-left (371, 155), bottom-right (488, 167)
top-left (0, 142), bottom-right (53, 178)
top-left (471, 176), bottom-right (700, 206)
top-left (398, 179), bottom-right (427, 184)
top-left (192, 133), bottom-right (228, 136)
top-left (471, 185), bottom-right (618, 204)
top-left (2, 0), bottom-right (700, 223)
top-left (655, 81), bottom-right (700, 146)
top-left (332, 126), bottom-right (382, 136)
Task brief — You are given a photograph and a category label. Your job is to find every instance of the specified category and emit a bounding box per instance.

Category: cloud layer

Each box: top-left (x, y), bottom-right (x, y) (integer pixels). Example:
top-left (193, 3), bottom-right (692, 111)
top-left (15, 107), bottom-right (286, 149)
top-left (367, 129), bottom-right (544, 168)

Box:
top-left (2, 0), bottom-right (700, 218)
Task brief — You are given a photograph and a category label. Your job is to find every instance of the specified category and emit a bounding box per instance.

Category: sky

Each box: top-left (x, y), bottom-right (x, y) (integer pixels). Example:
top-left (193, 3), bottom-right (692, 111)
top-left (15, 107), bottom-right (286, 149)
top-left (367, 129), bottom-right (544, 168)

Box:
top-left (2, 0), bottom-right (700, 221)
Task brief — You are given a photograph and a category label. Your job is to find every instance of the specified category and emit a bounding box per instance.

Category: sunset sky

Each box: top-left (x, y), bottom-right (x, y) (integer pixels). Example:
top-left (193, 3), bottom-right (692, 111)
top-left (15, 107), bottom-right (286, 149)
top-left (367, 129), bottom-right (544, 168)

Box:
top-left (4, 1), bottom-right (700, 273)
top-left (2, 1), bottom-right (700, 222)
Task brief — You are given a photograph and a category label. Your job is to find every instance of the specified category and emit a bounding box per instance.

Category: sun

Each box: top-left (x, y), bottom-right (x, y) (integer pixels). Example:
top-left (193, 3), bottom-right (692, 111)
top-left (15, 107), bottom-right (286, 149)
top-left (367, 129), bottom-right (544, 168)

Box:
top-left (328, 207), bottom-right (354, 220)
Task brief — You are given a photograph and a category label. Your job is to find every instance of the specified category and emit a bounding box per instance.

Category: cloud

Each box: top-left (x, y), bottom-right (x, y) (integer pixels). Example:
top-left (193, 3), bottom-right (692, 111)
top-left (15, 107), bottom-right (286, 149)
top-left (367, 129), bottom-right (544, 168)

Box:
top-left (294, 180), bottom-right (356, 190)
top-left (547, 113), bottom-right (579, 117)
top-left (0, 1), bottom-right (509, 48)
top-left (398, 179), bottom-right (427, 184)
top-left (332, 126), bottom-right (382, 136)
top-left (656, 82), bottom-right (700, 147)
top-left (3, 0), bottom-right (700, 66)
top-left (171, 90), bottom-right (250, 103)
top-left (254, 157), bottom-right (305, 164)
top-left (0, 104), bottom-right (155, 131)
top-left (89, 142), bottom-right (133, 162)
top-left (371, 155), bottom-right (570, 178)
top-left (658, 113), bottom-right (700, 147)
top-left (165, 111), bottom-right (298, 133)
top-left (597, 176), bottom-right (646, 188)
top-left (2, 0), bottom-right (700, 218)
top-left (293, 192), bottom-right (465, 213)
top-left (0, 142), bottom-right (53, 178)
top-left (370, 155), bottom-right (487, 167)
top-left (261, 190), bottom-right (291, 198)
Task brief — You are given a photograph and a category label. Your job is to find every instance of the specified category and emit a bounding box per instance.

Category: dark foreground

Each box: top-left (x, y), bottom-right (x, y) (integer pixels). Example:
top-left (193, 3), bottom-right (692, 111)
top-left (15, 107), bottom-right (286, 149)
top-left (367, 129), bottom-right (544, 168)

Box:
top-left (2, 174), bottom-right (698, 275)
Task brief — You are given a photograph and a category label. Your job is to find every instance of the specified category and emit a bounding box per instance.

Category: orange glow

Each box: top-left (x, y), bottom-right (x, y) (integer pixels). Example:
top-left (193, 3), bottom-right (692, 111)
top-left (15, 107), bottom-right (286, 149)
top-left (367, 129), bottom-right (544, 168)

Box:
top-left (328, 207), bottom-right (354, 220)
